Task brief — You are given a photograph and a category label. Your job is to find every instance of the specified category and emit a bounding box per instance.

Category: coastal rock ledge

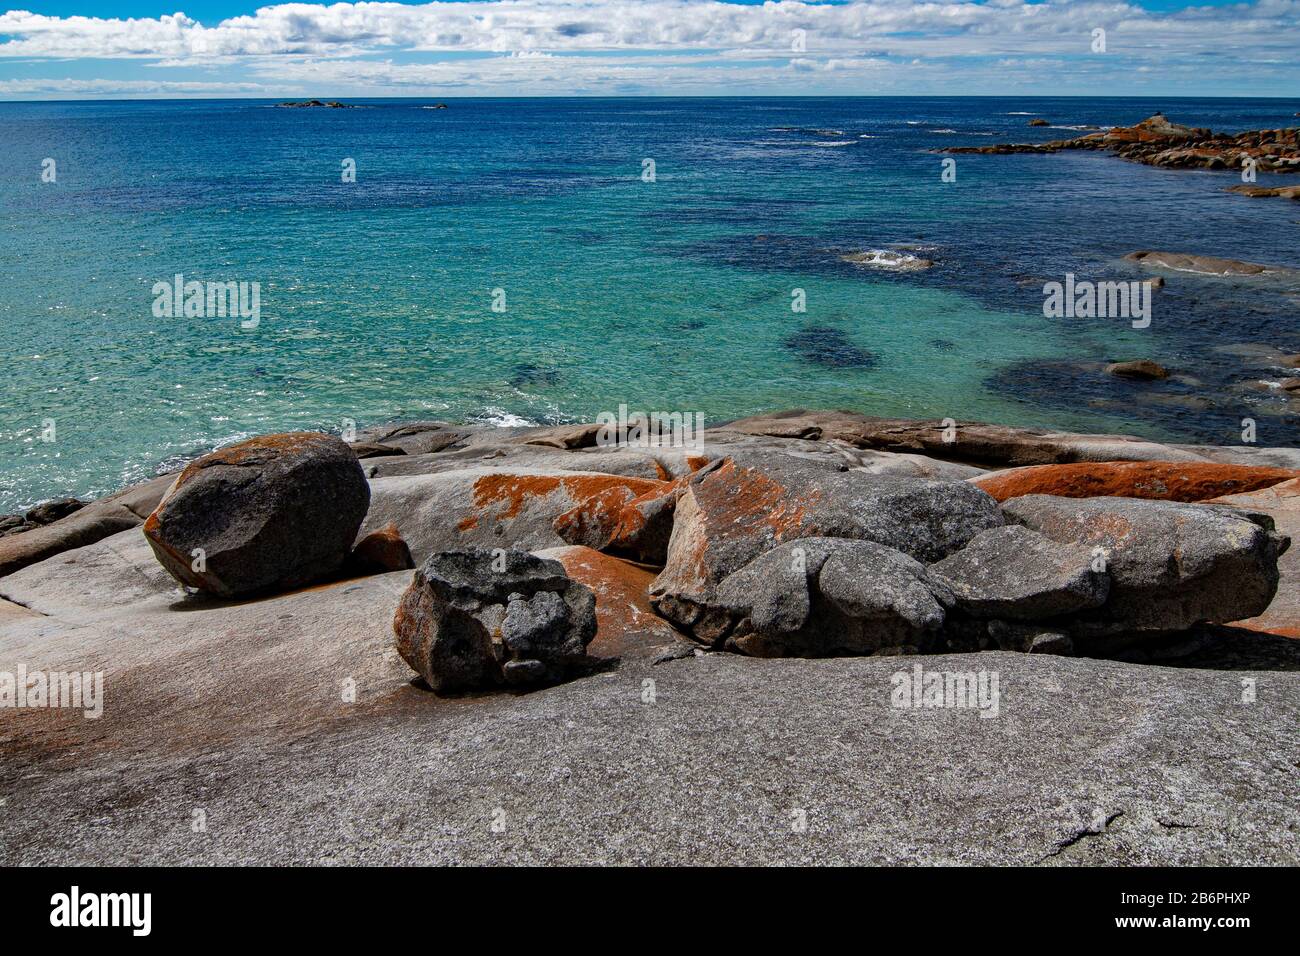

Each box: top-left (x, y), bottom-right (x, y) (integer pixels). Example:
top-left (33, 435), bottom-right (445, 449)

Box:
top-left (2, 408), bottom-right (1299, 863)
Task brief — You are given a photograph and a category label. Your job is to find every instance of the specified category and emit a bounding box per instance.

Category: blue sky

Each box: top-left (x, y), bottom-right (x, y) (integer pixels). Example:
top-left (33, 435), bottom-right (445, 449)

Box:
top-left (1, 1), bottom-right (1296, 99)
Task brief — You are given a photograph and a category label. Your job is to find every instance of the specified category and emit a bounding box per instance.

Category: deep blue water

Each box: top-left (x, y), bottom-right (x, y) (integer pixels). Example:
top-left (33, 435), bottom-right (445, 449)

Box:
top-left (1, 96), bottom-right (1298, 511)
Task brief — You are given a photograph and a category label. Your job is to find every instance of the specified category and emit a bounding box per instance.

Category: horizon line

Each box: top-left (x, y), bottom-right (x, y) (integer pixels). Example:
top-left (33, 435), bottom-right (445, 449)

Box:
top-left (4, 93), bottom-right (1300, 105)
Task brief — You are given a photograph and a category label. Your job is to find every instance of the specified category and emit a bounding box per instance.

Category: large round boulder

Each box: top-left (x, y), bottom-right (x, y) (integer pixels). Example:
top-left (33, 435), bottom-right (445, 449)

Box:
top-left (143, 432), bottom-right (370, 597)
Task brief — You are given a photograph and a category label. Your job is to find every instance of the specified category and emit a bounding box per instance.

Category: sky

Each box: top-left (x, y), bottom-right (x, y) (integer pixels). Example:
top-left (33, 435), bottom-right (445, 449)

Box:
top-left (0, 0), bottom-right (1296, 99)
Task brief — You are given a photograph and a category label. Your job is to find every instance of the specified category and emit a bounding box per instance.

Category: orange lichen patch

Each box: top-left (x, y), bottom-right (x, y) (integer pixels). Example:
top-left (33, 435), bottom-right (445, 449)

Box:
top-left (608, 478), bottom-right (684, 544)
top-left (553, 485), bottom-right (640, 546)
top-left (975, 461), bottom-right (1299, 503)
top-left (1232, 622), bottom-right (1300, 639)
top-left (545, 545), bottom-right (682, 656)
top-left (457, 515), bottom-right (479, 532)
top-left (686, 456), bottom-right (710, 472)
top-left (176, 432), bottom-right (332, 483)
top-left (472, 473), bottom-right (664, 522)
top-left (696, 459), bottom-right (818, 540)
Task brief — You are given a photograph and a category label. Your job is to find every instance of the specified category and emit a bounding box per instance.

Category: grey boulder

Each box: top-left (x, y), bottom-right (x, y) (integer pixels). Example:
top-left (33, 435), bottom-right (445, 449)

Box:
top-left (143, 432), bottom-right (370, 598)
top-left (1001, 494), bottom-right (1290, 634)
top-left (393, 548), bottom-right (597, 692)
top-left (707, 537), bottom-right (953, 656)
top-left (649, 454), bottom-right (1001, 639)
top-left (929, 525), bottom-right (1110, 621)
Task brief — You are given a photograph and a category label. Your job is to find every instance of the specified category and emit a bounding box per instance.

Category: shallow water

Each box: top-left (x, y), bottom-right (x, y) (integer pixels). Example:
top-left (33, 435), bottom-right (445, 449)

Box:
top-left (2, 96), bottom-right (1298, 511)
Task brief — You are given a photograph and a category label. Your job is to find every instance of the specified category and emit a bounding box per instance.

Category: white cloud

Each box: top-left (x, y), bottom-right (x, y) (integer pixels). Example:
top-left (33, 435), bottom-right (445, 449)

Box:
top-left (0, 1), bottom-right (1295, 59)
top-left (0, 77), bottom-right (266, 94)
top-left (0, 1), bottom-right (1296, 96)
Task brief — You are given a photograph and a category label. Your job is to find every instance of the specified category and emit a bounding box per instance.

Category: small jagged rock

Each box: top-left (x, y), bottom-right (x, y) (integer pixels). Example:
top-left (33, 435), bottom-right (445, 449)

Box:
top-left (393, 548), bottom-right (596, 692)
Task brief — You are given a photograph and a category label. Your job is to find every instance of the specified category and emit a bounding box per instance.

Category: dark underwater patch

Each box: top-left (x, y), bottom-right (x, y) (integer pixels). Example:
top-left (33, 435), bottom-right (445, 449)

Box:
top-left (784, 326), bottom-right (880, 369)
top-left (508, 363), bottom-right (560, 388)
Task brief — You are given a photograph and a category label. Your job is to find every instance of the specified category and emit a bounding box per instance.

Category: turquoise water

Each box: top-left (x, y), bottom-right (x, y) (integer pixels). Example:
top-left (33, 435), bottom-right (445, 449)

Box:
top-left (2, 96), bottom-right (1298, 511)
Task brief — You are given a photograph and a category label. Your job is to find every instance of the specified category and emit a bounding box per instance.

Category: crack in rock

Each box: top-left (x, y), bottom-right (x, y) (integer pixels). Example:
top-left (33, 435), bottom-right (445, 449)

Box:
top-left (1043, 809), bottom-right (1125, 860)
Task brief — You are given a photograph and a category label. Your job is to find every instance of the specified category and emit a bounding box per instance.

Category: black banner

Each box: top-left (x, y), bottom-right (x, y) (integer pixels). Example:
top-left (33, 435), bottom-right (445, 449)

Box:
top-left (0, 866), bottom-right (1283, 941)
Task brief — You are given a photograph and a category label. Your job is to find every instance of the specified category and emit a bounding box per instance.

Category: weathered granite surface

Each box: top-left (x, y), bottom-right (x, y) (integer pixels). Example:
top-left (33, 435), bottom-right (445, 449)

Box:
top-left (2, 410), bottom-right (1297, 864)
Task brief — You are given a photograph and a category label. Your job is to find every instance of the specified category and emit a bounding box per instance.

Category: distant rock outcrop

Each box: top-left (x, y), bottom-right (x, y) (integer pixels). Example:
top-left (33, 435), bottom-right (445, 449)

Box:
top-left (942, 114), bottom-right (1300, 174)
top-left (277, 100), bottom-right (353, 109)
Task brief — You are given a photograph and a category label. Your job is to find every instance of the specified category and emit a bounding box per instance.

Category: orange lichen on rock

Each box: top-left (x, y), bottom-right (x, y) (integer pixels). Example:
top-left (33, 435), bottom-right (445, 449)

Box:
top-left (975, 461), bottom-right (1298, 503)
top-left (543, 545), bottom-right (684, 657)
top-left (175, 432), bottom-right (335, 482)
top-left (696, 459), bottom-right (818, 540)
top-left (472, 473), bottom-right (664, 522)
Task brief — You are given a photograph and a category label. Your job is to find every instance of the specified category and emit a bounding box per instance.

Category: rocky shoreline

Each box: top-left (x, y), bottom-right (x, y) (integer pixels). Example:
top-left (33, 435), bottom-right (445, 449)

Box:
top-left (2, 409), bottom-right (1298, 864)
top-left (941, 113), bottom-right (1300, 184)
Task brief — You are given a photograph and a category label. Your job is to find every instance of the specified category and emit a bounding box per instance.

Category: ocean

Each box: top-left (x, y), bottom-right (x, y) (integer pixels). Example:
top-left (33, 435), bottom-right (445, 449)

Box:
top-left (2, 96), bottom-right (1298, 512)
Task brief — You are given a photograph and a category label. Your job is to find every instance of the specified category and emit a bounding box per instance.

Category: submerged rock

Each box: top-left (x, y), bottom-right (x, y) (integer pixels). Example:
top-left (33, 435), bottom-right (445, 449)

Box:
top-left (1106, 359), bottom-right (1169, 380)
top-left (840, 249), bottom-right (934, 271)
top-left (783, 326), bottom-right (880, 368)
top-left (1227, 184), bottom-right (1300, 200)
top-left (143, 433), bottom-right (370, 598)
top-left (1001, 494), bottom-right (1290, 636)
top-left (1123, 250), bottom-right (1289, 277)
top-left (393, 548), bottom-right (596, 692)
